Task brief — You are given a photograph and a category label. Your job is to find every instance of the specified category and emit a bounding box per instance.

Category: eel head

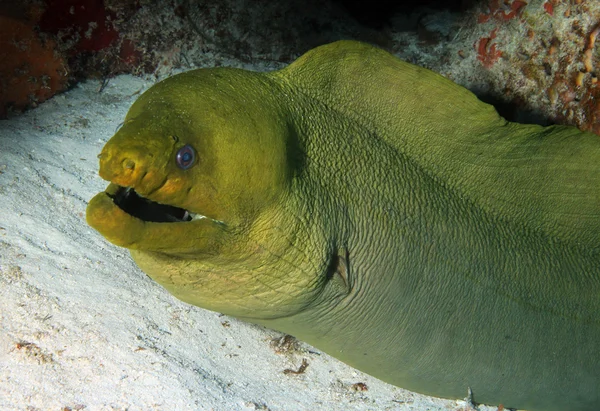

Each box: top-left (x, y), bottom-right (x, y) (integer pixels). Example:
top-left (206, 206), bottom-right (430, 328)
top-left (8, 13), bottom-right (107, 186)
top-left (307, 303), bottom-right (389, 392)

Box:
top-left (86, 69), bottom-right (292, 257)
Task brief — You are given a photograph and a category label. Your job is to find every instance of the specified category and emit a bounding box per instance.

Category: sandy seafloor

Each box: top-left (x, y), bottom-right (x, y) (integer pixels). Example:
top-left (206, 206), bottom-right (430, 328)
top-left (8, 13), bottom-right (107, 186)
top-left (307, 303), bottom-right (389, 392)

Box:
top-left (0, 73), bottom-right (499, 411)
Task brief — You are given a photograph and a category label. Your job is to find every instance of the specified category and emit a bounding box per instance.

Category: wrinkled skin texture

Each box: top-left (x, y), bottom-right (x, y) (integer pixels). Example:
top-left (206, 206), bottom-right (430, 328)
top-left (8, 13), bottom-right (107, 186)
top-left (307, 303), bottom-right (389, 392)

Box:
top-left (87, 41), bottom-right (600, 411)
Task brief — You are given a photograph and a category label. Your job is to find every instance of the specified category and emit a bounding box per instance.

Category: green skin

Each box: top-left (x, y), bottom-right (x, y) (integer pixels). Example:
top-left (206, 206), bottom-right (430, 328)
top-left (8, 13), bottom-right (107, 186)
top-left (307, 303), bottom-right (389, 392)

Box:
top-left (87, 41), bottom-right (600, 411)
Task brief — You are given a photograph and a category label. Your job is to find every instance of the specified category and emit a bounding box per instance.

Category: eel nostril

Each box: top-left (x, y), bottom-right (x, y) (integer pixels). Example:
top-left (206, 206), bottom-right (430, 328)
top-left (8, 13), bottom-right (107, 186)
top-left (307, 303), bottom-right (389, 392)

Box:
top-left (123, 159), bottom-right (135, 170)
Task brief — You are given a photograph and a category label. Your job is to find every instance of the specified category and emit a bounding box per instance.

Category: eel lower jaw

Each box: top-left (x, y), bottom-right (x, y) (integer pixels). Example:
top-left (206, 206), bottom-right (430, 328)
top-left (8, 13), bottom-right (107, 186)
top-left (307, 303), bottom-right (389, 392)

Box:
top-left (87, 187), bottom-right (228, 252)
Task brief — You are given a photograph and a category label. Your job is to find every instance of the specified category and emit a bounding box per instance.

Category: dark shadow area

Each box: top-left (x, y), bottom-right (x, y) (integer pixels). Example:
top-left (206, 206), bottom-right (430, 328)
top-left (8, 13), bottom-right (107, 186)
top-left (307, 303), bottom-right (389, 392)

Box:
top-left (333, 0), bottom-right (483, 29)
top-left (476, 93), bottom-right (554, 126)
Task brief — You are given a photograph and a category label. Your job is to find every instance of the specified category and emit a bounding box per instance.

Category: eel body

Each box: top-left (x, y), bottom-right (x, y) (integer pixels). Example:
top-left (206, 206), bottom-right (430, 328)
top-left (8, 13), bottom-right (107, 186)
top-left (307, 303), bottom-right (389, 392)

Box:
top-left (86, 41), bottom-right (600, 411)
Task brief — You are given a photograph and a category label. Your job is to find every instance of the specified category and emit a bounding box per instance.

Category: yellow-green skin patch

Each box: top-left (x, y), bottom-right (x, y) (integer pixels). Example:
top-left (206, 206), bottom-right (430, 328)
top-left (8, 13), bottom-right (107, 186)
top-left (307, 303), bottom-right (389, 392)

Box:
top-left (87, 41), bottom-right (600, 411)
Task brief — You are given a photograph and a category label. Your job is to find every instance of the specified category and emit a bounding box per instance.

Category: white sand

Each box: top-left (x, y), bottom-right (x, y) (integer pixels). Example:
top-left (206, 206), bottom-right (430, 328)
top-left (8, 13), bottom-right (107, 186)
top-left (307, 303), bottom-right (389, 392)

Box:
top-left (0, 74), bottom-right (495, 411)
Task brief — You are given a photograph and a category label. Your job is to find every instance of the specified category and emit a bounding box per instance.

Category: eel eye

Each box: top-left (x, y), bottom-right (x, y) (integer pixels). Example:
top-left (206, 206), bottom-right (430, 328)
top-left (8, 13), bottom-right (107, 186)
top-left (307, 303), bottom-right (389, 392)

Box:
top-left (176, 144), bottom-right (196, 170)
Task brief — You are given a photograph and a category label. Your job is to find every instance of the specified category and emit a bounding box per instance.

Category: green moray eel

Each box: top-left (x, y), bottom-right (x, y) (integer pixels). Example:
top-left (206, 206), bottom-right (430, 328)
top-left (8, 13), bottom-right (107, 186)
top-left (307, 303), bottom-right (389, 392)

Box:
top-left (86, 41), bottom-right (600, 411)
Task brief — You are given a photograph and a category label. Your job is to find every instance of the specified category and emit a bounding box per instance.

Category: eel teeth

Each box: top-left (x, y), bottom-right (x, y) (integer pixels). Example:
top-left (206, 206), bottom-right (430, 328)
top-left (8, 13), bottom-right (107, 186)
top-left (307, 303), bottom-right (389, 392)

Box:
top-left (187, 212), bottom-right (206, 221)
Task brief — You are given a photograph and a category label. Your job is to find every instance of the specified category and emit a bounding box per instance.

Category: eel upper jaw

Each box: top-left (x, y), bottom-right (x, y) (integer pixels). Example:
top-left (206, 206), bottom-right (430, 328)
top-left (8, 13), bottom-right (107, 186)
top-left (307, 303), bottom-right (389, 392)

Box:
top-left (107, 184), bottom-right (207, 223)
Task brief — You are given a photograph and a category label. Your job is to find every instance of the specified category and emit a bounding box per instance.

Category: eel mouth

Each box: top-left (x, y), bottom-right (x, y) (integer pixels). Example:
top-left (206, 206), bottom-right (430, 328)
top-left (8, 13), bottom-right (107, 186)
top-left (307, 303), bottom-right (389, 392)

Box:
top-left (108, 185), bottom-right (205, 223)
